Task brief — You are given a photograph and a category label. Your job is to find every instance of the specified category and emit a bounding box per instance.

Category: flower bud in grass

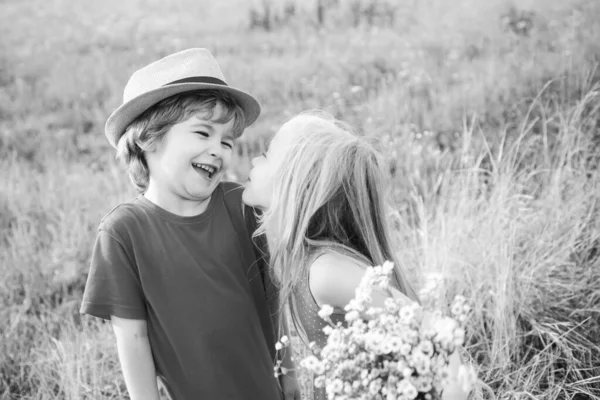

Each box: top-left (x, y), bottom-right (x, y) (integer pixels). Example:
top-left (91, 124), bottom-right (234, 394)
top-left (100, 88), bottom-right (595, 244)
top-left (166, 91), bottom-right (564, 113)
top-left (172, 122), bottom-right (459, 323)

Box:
top-left (416, 362), bottom-right (430, 375)
top-left (384, 297), bottom-right (399, 312)
top-left (344, 382), bottom-right (353, 394)
top-left (318, 304), bottom-right (334, 319)
top-left (275, 342), bottom-right (283, 351)
top-left (403, 329), bottom-right (419, 345)
top-left (329, 379), bottom-right (344, 394)
top-left (323, 326), bottom-right (333, 335)
top-left (382, 261), bottom-right (394, 274)
top-left (345, 310), bottom-right (360, 322)
top-left (419, 339), bottom-right (434, 355)
top-left (314, 376), bottom-right (326, 388)
top-left (301, 355), bottom-right (319, 371)
top-left (369, 379), bottom-right (382, 395)
top-left (314, 363), bottom-right (325, 375)
top-left (453, 327), bottom-right (466, 345)
top-left (377, 279), bottom-right (390, 290)
top-left (389, 336), bottom-right (403, 352)
top-left (399, 342), bottom-right (412, 356)
top-left (348, 343), bottom-right (357, 354)
top-left (434, 317), bottom-right (457, 344)
top-left (454, 295), bottom-right (466, 304)
top-left (366, 307), bottom-right (380, 317)
top-left (381, 341), bottom-right (394, 354)
top-left (451, 301), bottom-right (463, 317)
top-left (396, 361), bottom-right (412, 377)
top-left (404, 384), bottom-right (418, 399)
top-left (280, 335), bottom-right (289, 344)
top-left (399, 305), bottom-right (415, 322)
top-left (396, 379), bottom-right (417, 399)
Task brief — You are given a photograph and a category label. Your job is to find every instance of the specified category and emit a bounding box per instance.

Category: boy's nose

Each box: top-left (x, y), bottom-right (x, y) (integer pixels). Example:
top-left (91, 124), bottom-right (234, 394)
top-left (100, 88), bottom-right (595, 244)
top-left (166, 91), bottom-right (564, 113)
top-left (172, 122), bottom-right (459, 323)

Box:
top-left (208, 140), bottom-right (223, 158)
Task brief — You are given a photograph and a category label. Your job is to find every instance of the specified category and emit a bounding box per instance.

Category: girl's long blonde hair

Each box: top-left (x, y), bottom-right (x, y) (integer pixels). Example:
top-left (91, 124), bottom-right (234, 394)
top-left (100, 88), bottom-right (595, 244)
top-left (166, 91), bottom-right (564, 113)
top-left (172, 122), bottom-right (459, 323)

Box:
top-left (255, 111), bottom-right (419, 337)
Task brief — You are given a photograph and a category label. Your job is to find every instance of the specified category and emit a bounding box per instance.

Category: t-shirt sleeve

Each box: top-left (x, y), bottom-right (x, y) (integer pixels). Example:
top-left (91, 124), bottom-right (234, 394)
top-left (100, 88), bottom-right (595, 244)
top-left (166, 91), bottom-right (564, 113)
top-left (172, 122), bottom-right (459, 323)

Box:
top-left (80, 229), bottom-right (147, 320)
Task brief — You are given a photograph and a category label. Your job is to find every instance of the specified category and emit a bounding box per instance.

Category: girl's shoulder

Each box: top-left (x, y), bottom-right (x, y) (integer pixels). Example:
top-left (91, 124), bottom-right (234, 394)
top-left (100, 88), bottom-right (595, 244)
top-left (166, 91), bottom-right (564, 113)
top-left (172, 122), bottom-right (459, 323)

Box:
top-left (308, 250), bottom-right (367, 309)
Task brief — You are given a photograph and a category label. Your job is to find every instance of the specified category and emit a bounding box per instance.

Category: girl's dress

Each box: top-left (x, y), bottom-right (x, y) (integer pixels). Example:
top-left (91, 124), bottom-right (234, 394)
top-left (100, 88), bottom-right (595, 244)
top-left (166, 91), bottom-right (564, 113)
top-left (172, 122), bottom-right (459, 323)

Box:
top-left (292, 250), bottom-right (348, 400)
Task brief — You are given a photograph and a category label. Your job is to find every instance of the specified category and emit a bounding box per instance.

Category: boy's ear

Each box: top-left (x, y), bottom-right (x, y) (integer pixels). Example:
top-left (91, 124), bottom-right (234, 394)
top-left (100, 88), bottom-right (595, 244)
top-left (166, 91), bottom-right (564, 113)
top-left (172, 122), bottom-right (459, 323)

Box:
top-left (142, 137), bottom-right (164, 154)
top-left (144, 142), bottom-right (157, 153)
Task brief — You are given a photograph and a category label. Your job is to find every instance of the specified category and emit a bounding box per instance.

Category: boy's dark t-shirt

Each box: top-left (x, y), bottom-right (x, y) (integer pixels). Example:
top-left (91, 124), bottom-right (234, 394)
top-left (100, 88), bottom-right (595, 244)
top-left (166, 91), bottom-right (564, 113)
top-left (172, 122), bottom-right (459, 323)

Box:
top-left (80, 182), bottom-right (280, 400)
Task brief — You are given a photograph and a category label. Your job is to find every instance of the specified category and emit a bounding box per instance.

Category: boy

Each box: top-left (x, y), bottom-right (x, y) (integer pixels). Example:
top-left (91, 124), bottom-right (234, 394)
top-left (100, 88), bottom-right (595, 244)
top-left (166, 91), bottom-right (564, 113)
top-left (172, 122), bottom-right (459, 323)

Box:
top-left (80, 48), bottom-right (299, 400)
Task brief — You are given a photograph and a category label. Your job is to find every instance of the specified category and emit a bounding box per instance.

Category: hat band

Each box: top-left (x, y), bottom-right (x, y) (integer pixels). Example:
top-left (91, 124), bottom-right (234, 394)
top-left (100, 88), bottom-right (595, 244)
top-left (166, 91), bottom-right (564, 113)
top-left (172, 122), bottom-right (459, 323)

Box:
top-left (164, 76), bottom-right (228, 86)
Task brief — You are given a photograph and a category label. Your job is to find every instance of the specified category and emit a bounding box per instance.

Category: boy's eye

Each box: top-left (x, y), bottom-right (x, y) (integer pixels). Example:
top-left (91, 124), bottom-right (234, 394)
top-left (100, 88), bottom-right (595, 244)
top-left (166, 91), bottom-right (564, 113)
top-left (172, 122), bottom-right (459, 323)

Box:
top-left (194, 131), bottom-right (209, 137)
top-left (222, 141), bottom-right (233, 149)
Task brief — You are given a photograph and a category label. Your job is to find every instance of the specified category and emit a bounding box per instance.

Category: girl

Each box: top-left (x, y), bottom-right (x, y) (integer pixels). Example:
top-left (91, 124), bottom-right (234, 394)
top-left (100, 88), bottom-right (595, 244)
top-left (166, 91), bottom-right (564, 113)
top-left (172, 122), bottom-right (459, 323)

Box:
top-left (242, 111), bottom-right (469, 400)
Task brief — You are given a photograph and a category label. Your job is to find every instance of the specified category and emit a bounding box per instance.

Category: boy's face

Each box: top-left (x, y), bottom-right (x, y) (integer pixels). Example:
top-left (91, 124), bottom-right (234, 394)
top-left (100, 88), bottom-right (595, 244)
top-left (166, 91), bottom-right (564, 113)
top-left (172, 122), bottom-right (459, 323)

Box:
top-left (145, 103), bottom-right (236, 208)
top-left (242, 119), bottom-right (296, 210)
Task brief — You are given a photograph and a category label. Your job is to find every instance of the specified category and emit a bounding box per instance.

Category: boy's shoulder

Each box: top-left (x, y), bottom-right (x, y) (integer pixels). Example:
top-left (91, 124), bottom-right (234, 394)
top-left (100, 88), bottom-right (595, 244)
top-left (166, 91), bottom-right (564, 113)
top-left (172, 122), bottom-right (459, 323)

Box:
top-left (218, 181), bottom-right (260, 230)
top-left (220, 180), bottom-right (243, 197)
top-left (96, 183), bottom-right (247, 236)
top-left (97, 197), bottom-right (147, 236)
top-left (220, 180), bottom-right (244, 212)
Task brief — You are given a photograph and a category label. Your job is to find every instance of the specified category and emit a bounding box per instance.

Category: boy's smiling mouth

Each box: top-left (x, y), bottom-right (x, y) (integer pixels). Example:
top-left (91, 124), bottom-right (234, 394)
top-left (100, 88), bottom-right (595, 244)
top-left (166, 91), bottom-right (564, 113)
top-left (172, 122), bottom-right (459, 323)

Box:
top-left (192, 163), bottom-right (218, 179)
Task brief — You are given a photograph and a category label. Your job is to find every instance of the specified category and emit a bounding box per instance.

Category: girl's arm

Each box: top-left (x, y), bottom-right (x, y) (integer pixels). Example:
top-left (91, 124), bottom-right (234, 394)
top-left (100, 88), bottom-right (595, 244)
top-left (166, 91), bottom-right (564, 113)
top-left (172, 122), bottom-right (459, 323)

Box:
top-left (441, 351), bottom-right (470, 400)
top-left (309, 253), bottom-right (413, 316)
top-left (421, 312), bottom-right (471, 400)
top-left (111, 316), bottom-right (161, 400)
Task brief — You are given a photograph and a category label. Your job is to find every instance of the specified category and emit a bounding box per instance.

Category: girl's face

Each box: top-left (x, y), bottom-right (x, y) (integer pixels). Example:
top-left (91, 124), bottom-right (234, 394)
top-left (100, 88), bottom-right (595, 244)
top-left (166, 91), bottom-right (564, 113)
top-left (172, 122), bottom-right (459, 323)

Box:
top-left (242, 120), bottom-right (297, 210)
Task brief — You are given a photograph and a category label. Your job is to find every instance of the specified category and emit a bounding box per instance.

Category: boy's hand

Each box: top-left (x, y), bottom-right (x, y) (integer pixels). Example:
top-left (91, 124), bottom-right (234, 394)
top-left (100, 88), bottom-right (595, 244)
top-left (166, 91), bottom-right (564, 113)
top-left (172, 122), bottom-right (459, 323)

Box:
top-left (280, 373), bottom-right (301, 400)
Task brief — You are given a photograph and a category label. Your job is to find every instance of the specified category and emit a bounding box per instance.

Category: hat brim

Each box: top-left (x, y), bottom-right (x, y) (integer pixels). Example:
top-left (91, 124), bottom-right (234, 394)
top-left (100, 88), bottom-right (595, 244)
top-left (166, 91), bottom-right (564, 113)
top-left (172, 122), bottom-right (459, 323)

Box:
top-left (105, 83), bottom-right (261, 148)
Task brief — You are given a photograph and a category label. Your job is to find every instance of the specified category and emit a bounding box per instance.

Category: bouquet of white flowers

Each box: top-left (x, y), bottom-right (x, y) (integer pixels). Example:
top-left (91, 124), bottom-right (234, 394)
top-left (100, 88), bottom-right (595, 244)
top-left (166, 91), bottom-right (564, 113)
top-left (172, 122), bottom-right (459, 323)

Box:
top-left (276, 262), bottom-right (477, 400)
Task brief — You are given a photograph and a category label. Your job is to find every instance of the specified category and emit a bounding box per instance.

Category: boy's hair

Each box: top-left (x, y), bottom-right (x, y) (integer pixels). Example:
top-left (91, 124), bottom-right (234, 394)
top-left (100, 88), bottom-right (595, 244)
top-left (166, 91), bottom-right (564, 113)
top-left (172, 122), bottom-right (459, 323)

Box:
top-left (255, 111), bottom-right (419, 342)
top-left (116, 90), bottom-right (247, 192)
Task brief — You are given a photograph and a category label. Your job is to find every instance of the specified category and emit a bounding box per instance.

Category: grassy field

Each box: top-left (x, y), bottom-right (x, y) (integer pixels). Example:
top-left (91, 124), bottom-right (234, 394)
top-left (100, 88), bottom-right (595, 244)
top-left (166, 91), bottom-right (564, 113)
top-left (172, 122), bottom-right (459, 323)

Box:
top-left (1, 0), bottom-right (600, 398)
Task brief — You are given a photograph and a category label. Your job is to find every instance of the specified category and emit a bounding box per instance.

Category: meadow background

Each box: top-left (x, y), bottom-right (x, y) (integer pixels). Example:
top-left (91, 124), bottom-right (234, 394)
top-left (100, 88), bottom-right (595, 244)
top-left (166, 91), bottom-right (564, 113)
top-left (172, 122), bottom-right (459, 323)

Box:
top-left (1, 0), bottom-right (600, 398)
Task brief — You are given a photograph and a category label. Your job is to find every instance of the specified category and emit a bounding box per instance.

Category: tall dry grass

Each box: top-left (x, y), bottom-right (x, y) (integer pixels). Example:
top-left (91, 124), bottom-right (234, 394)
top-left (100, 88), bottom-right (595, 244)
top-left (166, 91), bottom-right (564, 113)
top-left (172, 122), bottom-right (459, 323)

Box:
top-left (1, 0), bottom-right (600, 398)
top-left (395, 85), bottom-right (600, 398)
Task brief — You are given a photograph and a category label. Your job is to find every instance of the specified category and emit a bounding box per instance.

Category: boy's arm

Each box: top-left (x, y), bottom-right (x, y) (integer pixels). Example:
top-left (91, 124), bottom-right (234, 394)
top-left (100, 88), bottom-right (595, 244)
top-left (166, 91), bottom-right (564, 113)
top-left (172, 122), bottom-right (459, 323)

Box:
top-left (111, 316), bottom-right (161, 400)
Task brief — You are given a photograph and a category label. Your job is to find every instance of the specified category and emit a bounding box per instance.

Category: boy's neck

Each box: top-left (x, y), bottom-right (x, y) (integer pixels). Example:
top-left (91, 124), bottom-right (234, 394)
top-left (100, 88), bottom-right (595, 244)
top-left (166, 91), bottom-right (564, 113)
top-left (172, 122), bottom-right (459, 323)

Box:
top-left (143, 185), bottom-right (212, 217)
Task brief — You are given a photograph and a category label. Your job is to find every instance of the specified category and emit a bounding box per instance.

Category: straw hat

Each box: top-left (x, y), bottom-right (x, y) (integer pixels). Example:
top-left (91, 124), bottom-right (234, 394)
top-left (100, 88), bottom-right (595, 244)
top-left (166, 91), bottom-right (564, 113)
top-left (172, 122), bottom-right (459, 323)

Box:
top-left (105, 48), bottom-right (261, 148)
